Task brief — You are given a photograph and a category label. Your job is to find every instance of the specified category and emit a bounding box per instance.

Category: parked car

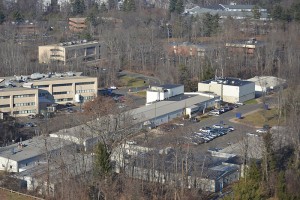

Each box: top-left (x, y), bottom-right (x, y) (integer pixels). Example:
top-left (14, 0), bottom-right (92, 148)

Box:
top-left (212, 124), bottom-right (223, 129)
top-left (236, 102), bottom-right (244, 106)
top-left (199, 127), bottom-right (211, 133)
top-left (65, 102), bottom-right (73, 107)
top-left (24, 122), bottom-right (37, 127)
top-left (209, 110), bottom-right (221, 115)
top-left (28, 114), bottom-right (36, 119)
top-left (256, 129), bottom-right (268, 133)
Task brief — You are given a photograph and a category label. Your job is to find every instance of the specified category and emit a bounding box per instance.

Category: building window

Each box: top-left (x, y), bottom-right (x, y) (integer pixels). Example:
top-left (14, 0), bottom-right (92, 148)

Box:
top-left (10, 165), bottom-right (12, 169)
top-left (53, 91), bottom-right (71, 95)
top-left (53, 83), bottom-right (72, 87)
top-left (0, 104), bottom-right (10, 108)
top-left (76, 89), bottom-right (95, 94)
top-left (14, 102), bottom-right (35, 107)
top-left (76, 82), bottom-right (94, 85)
top-left (13, 110), bottom-right (35, 114)
top-left (14, 94), bottom-right (35, 98)
top-left (33, 85), bottom-right (49, 89)
top-left (54, 98), bottom-right (73, 102)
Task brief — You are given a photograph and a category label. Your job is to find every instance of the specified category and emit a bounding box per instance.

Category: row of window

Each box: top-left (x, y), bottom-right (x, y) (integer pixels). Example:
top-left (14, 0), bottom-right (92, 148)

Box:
top-left (54, 98), bottom-right (73, 102)
top-left (0, 96), bottom-right (10, 99)
top-left (76, 82), bottom-right (94, 85)
top-left (14, 102), bottom-right (35, 107)
top-left (13, 110), bottom-right (35, 114)
top-left (14, 94), bottom-right (35, 98)
top-left (76, 89), bottom-right (95, 93)
top-left (83, 96), bottom-right (94, 100)
top-left (0, 104), bottom-right (10, 108)
top-left (53, 83), bottom-right (72, 87)
top-left (33, 85), bottom-right (49, 89)
top-left (53, 91), bottom-right (72, 95)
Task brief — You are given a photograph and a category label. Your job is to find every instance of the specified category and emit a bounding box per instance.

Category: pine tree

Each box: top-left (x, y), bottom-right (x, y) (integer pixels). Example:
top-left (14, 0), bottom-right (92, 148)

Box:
top-left (252, 5), bottom-right (261, 20)
top-left (100, 3), bottom-right (108, 13)
top-left (94, 143), bottom-right (111, 178)
top-left (169, 0), bottom-right (176, 13)
top-left (175, 0), bottom-right (184, 14)
top-left (72, 0), bottom-right (85, 15)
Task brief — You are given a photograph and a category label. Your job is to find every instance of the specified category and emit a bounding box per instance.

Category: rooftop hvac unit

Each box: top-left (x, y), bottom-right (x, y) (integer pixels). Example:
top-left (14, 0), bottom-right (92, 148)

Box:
top-left (31, 73), bottom-right (44, 80)
top-left (55, 73), bottom-right (63, 77)
top-left (66, 71), bottom-right (75, 76)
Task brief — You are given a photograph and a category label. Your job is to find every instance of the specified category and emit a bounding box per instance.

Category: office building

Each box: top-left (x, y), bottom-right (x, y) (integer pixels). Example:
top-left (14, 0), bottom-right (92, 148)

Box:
top-left (0, 72), bottom-right (98, 117)
top-left (198, 78), bottom-right (255, 103)
top-left (39, 40), bottom-right (102, 65)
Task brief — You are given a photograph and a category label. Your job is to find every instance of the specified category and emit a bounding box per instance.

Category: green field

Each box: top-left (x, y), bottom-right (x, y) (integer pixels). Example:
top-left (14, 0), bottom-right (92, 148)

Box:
top-left (244, 99), bottom-right (258, 105)
top-left (236, 108), bottom-right (283, 127)
top-left (120, 76), bottom-right (147, 88)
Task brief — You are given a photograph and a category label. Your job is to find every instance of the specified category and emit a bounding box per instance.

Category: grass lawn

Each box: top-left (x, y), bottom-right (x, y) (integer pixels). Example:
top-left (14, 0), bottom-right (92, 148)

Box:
top-left (120, 76), bottom-right (147, 88)
top-left (131, 90), bottom-right (146, 98)
top-left (0, 190), bottom-right (34, 200)
top-left (244, 99), bottom-right (258, 105)
top-left (236, 108), bottom-right (283, 127)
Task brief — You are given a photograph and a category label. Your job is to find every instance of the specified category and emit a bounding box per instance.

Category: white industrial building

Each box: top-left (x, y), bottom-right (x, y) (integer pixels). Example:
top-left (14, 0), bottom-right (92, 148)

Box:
top-left (198, 78), bottom-right (255, 103)
top-left (247, 76), bottom-right (287, 97)
top-left (146, 84), bottom-right (184, 104)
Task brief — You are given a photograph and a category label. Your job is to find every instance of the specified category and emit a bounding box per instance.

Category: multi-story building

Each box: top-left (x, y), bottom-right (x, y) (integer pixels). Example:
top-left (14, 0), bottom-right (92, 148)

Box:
top-left (38, 40), bottom-right (102, 65)
top-left (198, 78), bottom-right (255, 103)
top-left (69, 18), bottom-right (87, 32)
top-left (0, 87), bottom-right (39, 117)
top-left (0, 72), bottom-right (98, 117)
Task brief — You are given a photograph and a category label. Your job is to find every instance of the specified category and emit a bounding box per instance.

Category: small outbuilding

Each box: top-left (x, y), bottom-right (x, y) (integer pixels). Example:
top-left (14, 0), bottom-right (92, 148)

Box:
top-left (247, 76), bottom-right (287, 97)
top-left (146, 84), bottom-right (184, 104)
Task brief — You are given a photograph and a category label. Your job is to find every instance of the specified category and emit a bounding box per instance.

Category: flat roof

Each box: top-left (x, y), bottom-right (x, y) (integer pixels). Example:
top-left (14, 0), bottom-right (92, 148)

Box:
top-left (131, 93), bottom-right (215, 122)
top-left (40, 40), bottom-right (101, 48)
top-left (247, 76), bottom-right (286, 88)
top-left (0, 72), bottom-right (97, 89)
top-left (201, 78), bottom-right (253, 86)
top-left (0, 136), bottom-right (74, 162)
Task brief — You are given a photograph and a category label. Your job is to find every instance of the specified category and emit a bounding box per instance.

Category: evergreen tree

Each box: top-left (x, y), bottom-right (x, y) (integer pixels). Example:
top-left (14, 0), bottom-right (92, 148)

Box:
top-left (108, 0), bottom-right (116, 10)
top-left (94, 143), bottom-right (111, 178)
top-left (175, 0), bottom-right (184, 14)
top-left (252, 5), bottom-right (261, 20)
top-left (271, 4), bottom-right (284, 21)
top-left (72, 0), bottom-right (85, 15)
top-left (169, 0), bottom-right (176, 13)
top-left (100, 3), bottom-right (108, 12)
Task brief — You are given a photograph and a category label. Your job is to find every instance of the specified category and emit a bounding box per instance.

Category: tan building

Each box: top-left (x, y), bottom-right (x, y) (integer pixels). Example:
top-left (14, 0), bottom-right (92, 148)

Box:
top-left (0, 87), bottom-right (39, 117)
top-left (38, 40), bottom-right (102, 65)
top-left (69, 18), bottom-right (87, 32)
top-left (0, 72), bottom-right (98, 117)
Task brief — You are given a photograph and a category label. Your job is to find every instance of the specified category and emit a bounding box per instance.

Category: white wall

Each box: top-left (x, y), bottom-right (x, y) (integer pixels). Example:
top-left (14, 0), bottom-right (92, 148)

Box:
top-left (0, 157), bottom-right (18, 172)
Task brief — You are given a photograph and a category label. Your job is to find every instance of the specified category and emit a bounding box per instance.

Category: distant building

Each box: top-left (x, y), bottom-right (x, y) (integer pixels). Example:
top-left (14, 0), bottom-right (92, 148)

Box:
top-left (198, 78), bottom-right (255, 103)
top-left (0, 72), bottom-right (97, 117)
top-left (146, 84), bottom-right (184, 104)
top-left (247, 76), bottom-right (287, 97)
top-left (168, 42), bottom-right (217, 58)
top-left (184, 3), bottom-right (269, 20)
top-left (226, 38), bottom-right (265, 54)
top-left (38, 40), bottom-right (102, 65)
top-left (68, 17), bottom-right (87, 32)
